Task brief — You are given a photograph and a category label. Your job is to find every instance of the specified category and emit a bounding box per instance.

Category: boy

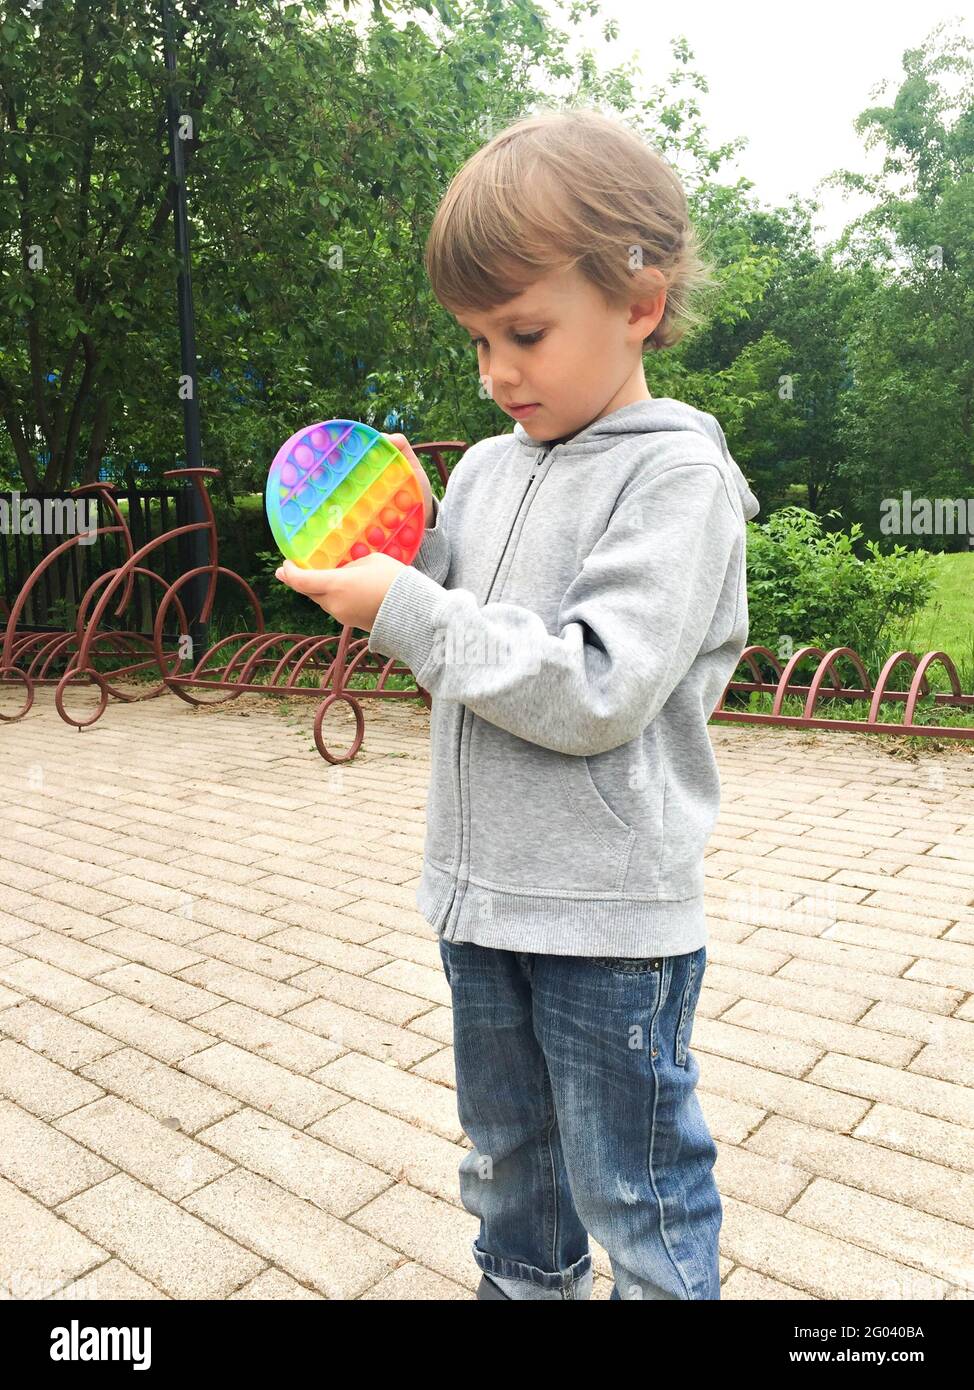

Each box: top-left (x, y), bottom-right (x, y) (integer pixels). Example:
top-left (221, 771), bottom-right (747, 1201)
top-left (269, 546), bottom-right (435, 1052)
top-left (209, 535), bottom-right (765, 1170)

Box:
top-left (278, 106), bottom-right (760, 1300)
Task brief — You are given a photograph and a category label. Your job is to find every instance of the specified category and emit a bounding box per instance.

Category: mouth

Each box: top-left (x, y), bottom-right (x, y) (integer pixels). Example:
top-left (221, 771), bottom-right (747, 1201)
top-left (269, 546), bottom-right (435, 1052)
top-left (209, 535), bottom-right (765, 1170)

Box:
top-left (506, 402), bottom-right (540, 418)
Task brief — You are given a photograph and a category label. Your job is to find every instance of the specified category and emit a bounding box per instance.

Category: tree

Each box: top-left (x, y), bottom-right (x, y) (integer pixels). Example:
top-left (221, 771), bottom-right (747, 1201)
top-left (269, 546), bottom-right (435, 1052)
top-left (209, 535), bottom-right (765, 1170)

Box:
top-left (0, 0), bottom-right (769, 495)
top-left (823, 18), bottom-right (974, 545)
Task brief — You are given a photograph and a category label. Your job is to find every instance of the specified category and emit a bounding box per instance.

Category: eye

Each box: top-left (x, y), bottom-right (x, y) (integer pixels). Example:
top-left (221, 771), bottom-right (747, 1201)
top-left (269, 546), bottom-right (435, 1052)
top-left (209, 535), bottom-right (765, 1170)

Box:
top-left (469, 331), bottom-right (546, 350)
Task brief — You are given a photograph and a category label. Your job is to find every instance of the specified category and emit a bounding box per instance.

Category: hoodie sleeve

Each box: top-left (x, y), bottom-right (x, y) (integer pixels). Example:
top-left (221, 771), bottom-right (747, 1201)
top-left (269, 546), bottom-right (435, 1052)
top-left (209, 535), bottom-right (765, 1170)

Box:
top-left (367, 461), bottom-right (743, 755)
top-left (409, 488), bottom-right (450, 585)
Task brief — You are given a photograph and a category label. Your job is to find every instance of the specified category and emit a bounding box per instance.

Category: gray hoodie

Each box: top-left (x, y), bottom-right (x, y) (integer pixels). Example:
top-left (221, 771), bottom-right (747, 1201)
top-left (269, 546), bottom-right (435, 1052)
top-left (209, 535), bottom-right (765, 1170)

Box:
top-left (367, 397), bottom-right (760, 958)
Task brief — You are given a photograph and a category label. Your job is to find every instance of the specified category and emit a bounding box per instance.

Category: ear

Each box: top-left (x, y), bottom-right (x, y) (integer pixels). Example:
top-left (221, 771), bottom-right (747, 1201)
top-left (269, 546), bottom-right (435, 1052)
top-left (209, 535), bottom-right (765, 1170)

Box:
top-left (628, 267), bottom-right (667, 337)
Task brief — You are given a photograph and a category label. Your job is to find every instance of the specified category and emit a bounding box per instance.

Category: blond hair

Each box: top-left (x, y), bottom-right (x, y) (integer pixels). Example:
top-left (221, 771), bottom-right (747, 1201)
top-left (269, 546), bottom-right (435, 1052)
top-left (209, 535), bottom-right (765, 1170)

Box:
top-left (424, 106), bottom-right (716, 351)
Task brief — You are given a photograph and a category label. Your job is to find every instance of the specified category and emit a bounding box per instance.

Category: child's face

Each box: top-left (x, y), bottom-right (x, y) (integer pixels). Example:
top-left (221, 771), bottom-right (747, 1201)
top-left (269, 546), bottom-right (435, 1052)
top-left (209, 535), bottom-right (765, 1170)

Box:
top-left (454, 263), bottom-right (665, 442)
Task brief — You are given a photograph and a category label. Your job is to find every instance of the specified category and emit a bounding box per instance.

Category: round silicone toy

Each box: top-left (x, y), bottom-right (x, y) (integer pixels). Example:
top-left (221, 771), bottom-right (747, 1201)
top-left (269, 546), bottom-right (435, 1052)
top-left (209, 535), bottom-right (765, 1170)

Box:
top-left (265, 419), bottom-right (425, 570)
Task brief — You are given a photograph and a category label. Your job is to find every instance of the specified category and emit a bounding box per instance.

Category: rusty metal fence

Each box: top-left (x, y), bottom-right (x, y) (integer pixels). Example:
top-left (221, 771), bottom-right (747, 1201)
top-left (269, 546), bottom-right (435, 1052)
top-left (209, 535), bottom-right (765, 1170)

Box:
top-left (2, 455), bottom-right (972, 756)
top-left (0, 448), bottom-right (467, 761)
top-left (711, 645), bottom-right (974, 739)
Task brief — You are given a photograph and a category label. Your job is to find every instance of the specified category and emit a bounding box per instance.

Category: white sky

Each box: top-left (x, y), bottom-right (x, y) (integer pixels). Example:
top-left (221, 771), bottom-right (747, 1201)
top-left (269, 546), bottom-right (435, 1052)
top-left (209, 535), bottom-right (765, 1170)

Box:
top-left (587, 1), bottom-right (974, 245)
top-left (349, 0), bottom-right (974, 249)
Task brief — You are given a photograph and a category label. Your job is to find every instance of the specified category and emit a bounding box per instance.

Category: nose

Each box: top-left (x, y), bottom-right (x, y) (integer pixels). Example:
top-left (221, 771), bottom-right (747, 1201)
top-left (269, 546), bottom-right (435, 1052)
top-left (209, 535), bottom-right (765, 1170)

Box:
top-left (481, 350), bottom-right (522, 395)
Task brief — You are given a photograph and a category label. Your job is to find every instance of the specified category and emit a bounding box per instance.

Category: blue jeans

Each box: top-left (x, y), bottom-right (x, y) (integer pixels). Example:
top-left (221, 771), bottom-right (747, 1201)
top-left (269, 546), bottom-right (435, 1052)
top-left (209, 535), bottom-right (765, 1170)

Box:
top-left (438, 939), bottom-right (722, 1300)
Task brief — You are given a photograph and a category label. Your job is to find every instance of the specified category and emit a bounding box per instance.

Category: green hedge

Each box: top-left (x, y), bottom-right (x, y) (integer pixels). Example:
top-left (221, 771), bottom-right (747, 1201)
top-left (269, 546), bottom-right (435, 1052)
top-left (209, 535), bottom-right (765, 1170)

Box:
top-left (745, 507), bottom-right (936, 670)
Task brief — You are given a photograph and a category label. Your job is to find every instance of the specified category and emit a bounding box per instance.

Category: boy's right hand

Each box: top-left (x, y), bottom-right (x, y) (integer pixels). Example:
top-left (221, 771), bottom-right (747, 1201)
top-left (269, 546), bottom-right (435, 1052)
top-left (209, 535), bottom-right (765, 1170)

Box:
top-left (384, 432), bottom-right (434, 528)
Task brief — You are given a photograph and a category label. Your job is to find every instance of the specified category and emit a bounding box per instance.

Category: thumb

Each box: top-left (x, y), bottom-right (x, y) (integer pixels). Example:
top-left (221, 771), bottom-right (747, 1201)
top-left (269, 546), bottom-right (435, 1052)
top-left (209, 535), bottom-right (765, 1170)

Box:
top-left (275, 558), bottom-right (331, 593)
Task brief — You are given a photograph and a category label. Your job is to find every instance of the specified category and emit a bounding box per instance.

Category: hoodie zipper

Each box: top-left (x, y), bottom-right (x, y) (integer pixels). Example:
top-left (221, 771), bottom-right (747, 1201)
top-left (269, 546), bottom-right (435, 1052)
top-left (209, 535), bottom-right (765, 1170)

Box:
top-left (480, 443), bottom-right (551, 604)
top-left (441, 442), bottom-right (554, 941)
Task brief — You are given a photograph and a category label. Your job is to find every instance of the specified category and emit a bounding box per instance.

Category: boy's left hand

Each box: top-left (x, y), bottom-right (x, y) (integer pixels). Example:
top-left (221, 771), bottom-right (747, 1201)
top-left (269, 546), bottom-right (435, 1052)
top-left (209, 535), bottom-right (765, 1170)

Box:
top-left (275, 553), bottom-right (405, 631)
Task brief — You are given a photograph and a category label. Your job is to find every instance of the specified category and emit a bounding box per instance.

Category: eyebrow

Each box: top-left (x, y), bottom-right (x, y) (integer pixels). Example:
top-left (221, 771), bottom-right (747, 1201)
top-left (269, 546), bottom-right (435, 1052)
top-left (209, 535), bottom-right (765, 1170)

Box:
top-left (457, 308), bottom-right (548, 332)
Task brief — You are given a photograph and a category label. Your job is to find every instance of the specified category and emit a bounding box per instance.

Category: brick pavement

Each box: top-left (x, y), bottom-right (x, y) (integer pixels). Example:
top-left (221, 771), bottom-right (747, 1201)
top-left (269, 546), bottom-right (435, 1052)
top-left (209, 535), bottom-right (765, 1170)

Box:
top-left (0, 688), bottom-right (972, 1300)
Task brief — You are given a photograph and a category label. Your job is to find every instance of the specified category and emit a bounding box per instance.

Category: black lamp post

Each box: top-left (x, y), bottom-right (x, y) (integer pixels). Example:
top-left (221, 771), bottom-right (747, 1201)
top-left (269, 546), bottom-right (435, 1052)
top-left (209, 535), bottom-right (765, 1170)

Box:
top-left (162, 0), bottom-right (208, 656)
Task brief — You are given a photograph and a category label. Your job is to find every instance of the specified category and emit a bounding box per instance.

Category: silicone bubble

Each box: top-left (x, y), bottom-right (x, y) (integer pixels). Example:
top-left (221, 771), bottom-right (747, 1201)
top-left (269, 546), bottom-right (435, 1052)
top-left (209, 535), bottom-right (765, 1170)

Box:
top-left (265, 419), bottom-right (425, 570)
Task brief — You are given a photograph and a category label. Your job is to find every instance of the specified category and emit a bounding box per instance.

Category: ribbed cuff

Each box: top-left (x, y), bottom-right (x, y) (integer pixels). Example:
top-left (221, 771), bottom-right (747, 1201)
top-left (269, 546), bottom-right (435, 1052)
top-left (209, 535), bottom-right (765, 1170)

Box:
top-left (413, 499), bottom-right (450, 584)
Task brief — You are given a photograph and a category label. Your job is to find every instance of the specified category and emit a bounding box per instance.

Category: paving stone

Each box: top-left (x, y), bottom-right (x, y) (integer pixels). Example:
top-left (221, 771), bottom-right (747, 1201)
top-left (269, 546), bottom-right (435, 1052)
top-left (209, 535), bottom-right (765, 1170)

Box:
top-left (179, 1041), bottom-right (346, 1128)
top-left (0, 1038), bottom-right (105, 1120)
top-left (56, 1173), bottom-right (264, 1299)
top-left (194, 1106), bottom-right (392, 1216)
top-left (0, 1174), bottom-right (108, 1300)
top-left (0, 1098), bottom-right (116, 1204)
top-left (4, 692), bottom-right (972, 1303)
top-left (54, 1095), bottom-right (236, 1201)
top-left (181, 1168), bottom-right (402, 1299)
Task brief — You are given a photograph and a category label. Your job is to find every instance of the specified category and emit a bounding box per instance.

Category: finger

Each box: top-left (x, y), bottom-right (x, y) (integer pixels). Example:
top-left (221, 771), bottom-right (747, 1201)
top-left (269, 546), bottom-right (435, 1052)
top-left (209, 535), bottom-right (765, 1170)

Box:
top-left (384, 434), bottom-right (430, 495)
top-left (275, 559), bottom-right (334, 593)
top-left (385, 432), bottom-right (419, 465)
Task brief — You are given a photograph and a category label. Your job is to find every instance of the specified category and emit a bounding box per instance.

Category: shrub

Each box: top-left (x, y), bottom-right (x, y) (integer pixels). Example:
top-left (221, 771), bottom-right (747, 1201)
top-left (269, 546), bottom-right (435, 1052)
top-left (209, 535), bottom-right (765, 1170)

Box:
top-left (745, 506), bottom-right (936, 669)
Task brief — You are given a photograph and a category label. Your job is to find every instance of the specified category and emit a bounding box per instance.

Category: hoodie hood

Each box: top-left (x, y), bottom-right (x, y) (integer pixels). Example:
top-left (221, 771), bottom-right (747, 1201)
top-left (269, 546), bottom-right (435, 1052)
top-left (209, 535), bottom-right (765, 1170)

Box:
top-left (513, 397), bottom-right (760, 521)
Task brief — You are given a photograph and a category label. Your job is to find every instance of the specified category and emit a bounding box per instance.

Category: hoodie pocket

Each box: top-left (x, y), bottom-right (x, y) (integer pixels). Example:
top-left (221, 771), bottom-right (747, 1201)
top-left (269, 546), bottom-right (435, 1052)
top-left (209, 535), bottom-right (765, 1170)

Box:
top-left (467, 719), bottom-right (634, 892)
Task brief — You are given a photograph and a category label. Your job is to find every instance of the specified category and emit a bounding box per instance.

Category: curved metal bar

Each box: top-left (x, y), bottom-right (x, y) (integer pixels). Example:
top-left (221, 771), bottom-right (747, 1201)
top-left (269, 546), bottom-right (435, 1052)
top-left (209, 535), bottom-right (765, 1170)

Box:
top-left (3, 466), bottom-right (439, 755)
top-left (1, 520), bottom-right (131, 671)
top-left (287, 635), bottom-right (344, 688)
top-left (712, 643), bottom-right (974, 739)
top-left (29, 631), bottom-right (81, 681)
top-left (770, 646), bottom-right (829, 717)
top-left (341, 640), bottom-right (399, 689)
top-left (235, 632), bottom-right (318, 687)
top-left (740, 645), bottom-right (785, 683)
top-left (0, 666), bottom-right (34, 721)
top-left (314, 691), bottom-right (366, 763)
top-left (868, 650), bottom-right (927, 724)
top-left (803, 646), bottom-right (872, 720)
top-left (71, 566), bottom-right (191, 698)
top-left (267, 633), bottom-right (337, 687)
top-left (54, 666), bottom-right (110, 730)
top-left (162, 469), bottom-right (221, 623)
top-left (366, 651), bottom-right (420, 693)
top-left (74, 522), bottom-right (225, 671)
top-left (175, 629), bottom-right (268, 684)
top-left (904, 651), bottom-right (963, 727)
top-left (69, 483), bottom-right (138, 617)
top-left (150, 564), bottom-right (265, 706)
top-left (88, 630), bottom-right (188, 704)
top-left (414, 441), bottom-right (467, 490)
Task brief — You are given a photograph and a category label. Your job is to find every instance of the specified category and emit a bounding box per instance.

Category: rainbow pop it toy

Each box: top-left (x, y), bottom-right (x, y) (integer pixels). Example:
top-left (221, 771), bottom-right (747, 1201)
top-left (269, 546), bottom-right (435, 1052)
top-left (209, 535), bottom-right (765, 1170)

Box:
top-left (265, 420), bottom-right (425, 570)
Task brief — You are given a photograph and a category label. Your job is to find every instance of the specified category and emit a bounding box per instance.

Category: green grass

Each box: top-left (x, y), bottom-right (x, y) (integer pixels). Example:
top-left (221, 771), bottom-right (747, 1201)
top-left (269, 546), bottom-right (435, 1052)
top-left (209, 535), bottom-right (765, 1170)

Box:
top-left (232, 494), bottom-right (264, 514)
top-left (109, 493), bottom-right (264, 519)
top-left (894, 550), bottom-right (974, 671)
